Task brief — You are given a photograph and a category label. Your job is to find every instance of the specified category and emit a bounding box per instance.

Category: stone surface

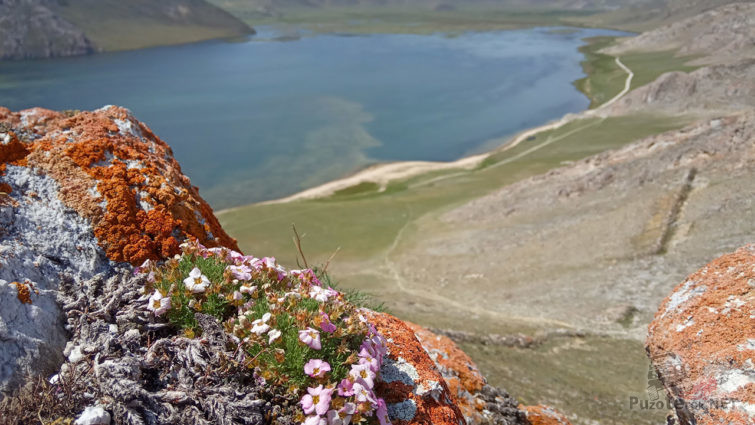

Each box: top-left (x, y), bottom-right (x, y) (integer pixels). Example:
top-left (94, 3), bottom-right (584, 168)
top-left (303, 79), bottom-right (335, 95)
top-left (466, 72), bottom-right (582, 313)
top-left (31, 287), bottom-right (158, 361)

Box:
top-left (366, 311), bottom-right (466, 425)
top-left (51, 268), bottom-right (273, 425)
top-left (646, 245), bottom-right (755, 425)
top-left (407, 322), bottom-right (528, 425)
top-left (0, 106), bottom-right (238, 393)
top-left (0, 0), bottom-right (95, 60)
top-left (520, 405), bottom-right (572, 425)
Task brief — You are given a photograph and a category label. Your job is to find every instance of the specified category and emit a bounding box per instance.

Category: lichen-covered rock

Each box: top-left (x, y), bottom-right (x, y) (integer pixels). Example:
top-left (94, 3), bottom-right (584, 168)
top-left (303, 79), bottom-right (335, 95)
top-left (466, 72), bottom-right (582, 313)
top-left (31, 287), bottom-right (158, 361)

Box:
top-left (407, 322), bottom-right (527, 425)
top-left (0, 106), bottom-right (237, 393)
top-left (646, 245), bottom-right (755, 425)
top-left (366, 311), bottom-right (466, 425)
top-left (519, 405), bottom-right (572, 425)
top-left (407, 322), bottom-right (569, 425)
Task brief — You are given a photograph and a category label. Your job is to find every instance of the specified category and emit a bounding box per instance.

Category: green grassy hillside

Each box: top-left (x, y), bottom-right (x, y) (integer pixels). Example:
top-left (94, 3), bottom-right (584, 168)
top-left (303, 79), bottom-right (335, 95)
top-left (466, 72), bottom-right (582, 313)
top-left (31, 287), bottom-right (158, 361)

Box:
top-left (58, 0), bottom-right (253, 51)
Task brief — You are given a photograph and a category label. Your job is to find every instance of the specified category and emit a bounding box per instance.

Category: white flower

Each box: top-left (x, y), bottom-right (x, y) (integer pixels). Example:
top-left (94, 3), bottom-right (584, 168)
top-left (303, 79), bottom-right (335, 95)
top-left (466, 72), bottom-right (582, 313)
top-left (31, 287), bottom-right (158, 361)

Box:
top-left (240, 285), bottom-right (257, 294)
top-left (183, 267), bottom-right (210, 293)
top-left (268, 329), bottom-right (281, 344)
top-left (309, 285), bottom-right (330, 302)
top-left (233, 291), bottom-right (243, 301)
top-left (261, 312), bottom-right (271, 323)
top-left (251, 316), bottom-right (270, 335)
top-left (147, 291), bottom-right (171, 316)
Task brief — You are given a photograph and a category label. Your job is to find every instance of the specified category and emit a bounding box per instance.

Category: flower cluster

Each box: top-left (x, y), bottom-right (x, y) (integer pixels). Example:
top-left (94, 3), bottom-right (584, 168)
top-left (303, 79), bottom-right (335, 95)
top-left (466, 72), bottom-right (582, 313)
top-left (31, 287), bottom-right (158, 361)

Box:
top-left (137, 241), bottom-right (390, 425)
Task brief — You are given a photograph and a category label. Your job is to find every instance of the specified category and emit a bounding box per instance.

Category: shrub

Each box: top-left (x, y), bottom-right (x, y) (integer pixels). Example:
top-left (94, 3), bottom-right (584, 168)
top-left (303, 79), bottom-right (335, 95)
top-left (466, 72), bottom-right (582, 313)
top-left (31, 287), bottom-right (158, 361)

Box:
top-left (137, 241), bottom-right (391, 425)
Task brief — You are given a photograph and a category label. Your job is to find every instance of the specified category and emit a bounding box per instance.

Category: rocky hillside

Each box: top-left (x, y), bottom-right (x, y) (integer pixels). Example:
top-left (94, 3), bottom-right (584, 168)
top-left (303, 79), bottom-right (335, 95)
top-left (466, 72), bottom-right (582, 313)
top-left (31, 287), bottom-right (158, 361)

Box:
top-left (0, 0), bottom-right (95, 60)
top-left (605, 2), bottom-right (755, 65)
top-left (0, 106), bottom-right (567, 425)
top-left (0, 0), bottom-right (253, 60)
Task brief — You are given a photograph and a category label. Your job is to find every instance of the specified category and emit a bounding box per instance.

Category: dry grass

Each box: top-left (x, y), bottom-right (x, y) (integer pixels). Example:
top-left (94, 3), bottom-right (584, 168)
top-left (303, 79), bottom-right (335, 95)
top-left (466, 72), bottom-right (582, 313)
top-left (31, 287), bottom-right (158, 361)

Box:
top-left (0, 374), bottom-right (87, 425)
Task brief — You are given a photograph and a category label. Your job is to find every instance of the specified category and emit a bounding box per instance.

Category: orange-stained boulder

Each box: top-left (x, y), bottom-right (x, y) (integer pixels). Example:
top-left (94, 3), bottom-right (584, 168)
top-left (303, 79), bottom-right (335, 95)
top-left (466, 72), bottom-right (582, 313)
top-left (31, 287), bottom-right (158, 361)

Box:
top-left (0, 106), bottom-right (238, 265)
top-left (365, 311), bottom-right (467, 425)
top-left (0, 106), bottom-right (238, 392)
top-left (408, 322), bottom-right (565, 425)
top-left (646, 245), bottom-right (755, 425)
top-left (520, 405), bottom-right (573, 425)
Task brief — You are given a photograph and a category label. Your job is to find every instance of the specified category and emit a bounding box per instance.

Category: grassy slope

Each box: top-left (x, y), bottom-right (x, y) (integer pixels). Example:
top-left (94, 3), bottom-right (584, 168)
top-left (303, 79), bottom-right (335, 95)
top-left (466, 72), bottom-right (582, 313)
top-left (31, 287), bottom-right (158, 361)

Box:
top-left (58, 0), bottom-right (253, 51)
top-left (575, 37), bottom-right (702, 108)
top-left (220, 114), bottom-right (689, 268)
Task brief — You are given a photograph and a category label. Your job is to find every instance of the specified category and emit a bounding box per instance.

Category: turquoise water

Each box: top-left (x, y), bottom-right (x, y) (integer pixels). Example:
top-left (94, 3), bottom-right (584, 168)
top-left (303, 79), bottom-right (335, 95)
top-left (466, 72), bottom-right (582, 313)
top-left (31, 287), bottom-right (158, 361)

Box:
top-left (0, 27), bottom-right (626, 208)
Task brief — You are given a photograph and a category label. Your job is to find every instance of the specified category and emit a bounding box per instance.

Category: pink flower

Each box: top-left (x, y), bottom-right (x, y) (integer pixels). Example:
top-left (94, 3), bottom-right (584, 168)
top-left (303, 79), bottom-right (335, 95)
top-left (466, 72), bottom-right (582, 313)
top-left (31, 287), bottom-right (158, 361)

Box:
top-left (304, 359), bottom-right (331, 378)
top-left (299, 327), bottom-right (322, 350)
top-left (309, 285), bottom-right (330, 302)
top-left (320, 313), bottom-right (337, 333)
top-left (349, 363), bottom-right (376, 388)
top-left (300, 385), bottom-right (333, 416)
top-left (376, 398), bottom-right (390, 425)
top-left (358, 347), bottom-right (380, 373)
top-left (326, 408), bottom-right (353, 425)
top-left (304, 416), bottom-right (327, 425)
top-left (227, 264), bottom-right (252, 281)
top-left (337, 378), bottom-right (354, 397)
top-left (352, 378), bottom-right (376, 404)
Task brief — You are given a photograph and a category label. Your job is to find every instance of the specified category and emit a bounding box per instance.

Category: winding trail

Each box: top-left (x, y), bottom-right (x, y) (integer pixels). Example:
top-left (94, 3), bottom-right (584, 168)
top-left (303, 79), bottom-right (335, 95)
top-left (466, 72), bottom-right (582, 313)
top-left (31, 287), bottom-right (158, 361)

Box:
top-left (378, 56), bottom-right (635, 330)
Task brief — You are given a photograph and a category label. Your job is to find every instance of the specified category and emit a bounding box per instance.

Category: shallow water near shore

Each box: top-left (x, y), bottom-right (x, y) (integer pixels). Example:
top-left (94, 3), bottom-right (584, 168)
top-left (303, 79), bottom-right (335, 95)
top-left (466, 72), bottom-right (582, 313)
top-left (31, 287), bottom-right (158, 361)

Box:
top-left (0, 27), bottom-right (626, 208)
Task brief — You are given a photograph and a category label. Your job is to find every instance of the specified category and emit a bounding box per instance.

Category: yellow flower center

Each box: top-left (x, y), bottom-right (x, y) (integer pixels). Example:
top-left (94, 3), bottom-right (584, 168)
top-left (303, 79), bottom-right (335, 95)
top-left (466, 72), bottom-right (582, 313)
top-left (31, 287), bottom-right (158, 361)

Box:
top-left (313, 395), bottom-right (320, 404)
top-left (313, 367), bottom-right (320, 375)
top-left (194, 277), bottom-right (203, 284)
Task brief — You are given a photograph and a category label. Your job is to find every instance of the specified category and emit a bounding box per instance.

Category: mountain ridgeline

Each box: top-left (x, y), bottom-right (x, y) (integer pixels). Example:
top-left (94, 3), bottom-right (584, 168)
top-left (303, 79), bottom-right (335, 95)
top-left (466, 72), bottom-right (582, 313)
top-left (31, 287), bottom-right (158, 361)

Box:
top-left (0, 0), bottom-right (253, 60)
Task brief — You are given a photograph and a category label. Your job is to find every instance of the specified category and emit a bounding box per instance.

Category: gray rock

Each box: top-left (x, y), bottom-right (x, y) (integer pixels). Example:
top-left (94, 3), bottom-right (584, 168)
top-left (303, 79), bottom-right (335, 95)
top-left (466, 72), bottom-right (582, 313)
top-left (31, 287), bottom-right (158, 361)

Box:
top-left (0, 165), bottom-right (111, 394)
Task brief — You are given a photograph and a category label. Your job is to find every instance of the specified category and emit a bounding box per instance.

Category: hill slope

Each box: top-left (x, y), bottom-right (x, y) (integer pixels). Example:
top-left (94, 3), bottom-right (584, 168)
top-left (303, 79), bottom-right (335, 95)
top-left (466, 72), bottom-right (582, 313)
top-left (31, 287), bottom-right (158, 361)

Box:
top-left (0, 0), bottom-right (253, 59)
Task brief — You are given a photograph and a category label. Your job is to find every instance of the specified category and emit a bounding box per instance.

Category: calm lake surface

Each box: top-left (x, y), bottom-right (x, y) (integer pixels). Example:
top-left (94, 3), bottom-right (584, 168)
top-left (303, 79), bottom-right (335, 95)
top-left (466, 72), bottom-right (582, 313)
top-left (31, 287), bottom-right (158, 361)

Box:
top-left (0, 27), bottom-right (626, 209)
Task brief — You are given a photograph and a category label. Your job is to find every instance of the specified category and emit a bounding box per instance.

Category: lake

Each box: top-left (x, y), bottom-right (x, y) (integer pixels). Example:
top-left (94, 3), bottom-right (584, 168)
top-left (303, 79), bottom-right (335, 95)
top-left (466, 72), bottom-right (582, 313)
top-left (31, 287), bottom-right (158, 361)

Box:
top-left (0, 27), bottom-right (626, 209)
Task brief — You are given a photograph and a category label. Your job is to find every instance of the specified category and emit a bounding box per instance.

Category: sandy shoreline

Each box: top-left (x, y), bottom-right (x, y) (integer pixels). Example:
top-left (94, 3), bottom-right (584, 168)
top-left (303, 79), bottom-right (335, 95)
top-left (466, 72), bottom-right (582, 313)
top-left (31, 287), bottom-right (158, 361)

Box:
top-left (217, 57), bottom-right (633, 214)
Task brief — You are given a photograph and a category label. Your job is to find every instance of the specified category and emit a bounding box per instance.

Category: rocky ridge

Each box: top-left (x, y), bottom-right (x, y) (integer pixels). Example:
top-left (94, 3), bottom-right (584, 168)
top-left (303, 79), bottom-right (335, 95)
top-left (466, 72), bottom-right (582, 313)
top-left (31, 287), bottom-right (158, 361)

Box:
top-left (605, 2), bottom-right (755, 65)
top-left (0, 0), bottom-right (253, 59)
top-left (0, 0), bottom-right (95, 60)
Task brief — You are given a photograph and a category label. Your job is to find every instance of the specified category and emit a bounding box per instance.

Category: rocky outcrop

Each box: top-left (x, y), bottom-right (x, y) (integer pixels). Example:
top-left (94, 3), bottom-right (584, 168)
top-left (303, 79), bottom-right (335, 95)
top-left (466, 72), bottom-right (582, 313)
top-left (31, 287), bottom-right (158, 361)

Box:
top-left (0, 0), bottom-right (96, 60)
top-left (0, 0), bottom-right (254, 60)
top-left (0, 106), bottom-right (237, 393)
top-left (367, 311), bottom-right (467, 425)
top-left (0, 106), bottom-right (572, 425)
top-left (607, 59), bottom-right (755, 115)
top-left (606, 2), bottom-right (755, 65)
top-left (646, 245), bottom-right (754, 425)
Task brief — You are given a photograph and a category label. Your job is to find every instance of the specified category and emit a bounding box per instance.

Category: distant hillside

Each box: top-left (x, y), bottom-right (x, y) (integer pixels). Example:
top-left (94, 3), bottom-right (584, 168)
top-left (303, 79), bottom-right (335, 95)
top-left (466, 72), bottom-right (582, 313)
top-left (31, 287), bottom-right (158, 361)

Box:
top-left (0, 0), bottom-right (95, 60)
top-left (0, 0), bottom-right (254, 60)
top-left (209, 0), bottom-right (746, 30)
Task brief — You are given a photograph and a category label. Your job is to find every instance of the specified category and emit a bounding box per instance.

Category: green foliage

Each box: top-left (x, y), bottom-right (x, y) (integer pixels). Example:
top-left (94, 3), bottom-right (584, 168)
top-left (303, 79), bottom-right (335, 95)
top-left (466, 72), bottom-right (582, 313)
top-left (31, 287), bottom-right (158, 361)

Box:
top-left (141, 244), bottom-right (373, 393)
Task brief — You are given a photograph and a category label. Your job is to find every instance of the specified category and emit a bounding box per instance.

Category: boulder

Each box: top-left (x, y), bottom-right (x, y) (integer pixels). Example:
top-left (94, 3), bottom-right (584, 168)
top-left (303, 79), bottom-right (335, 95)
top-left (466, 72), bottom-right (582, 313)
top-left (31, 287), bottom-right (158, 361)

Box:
top-left (646, 245), bottom-right (755, 425)
top-left (366, 311), bottom-right (466, 425)
top-left (0, 106), bottom-right (237, 393)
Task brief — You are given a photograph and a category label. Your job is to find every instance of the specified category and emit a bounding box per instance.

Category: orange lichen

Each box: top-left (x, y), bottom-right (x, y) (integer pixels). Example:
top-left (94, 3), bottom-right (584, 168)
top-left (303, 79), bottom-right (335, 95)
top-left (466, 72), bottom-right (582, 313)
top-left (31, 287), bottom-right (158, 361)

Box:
top-left (647, 245), bottom-right (755, 425)
top-left (0, 133), bottom-right (30, 173)
top-left (10, 281), bottom-right (35, 305)
top-left (366, 311), bottom-right (466, 425)
top-left (520, 405), bottom-right (572, 425)
top-left (0, 107), bottom-right (239, 265)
